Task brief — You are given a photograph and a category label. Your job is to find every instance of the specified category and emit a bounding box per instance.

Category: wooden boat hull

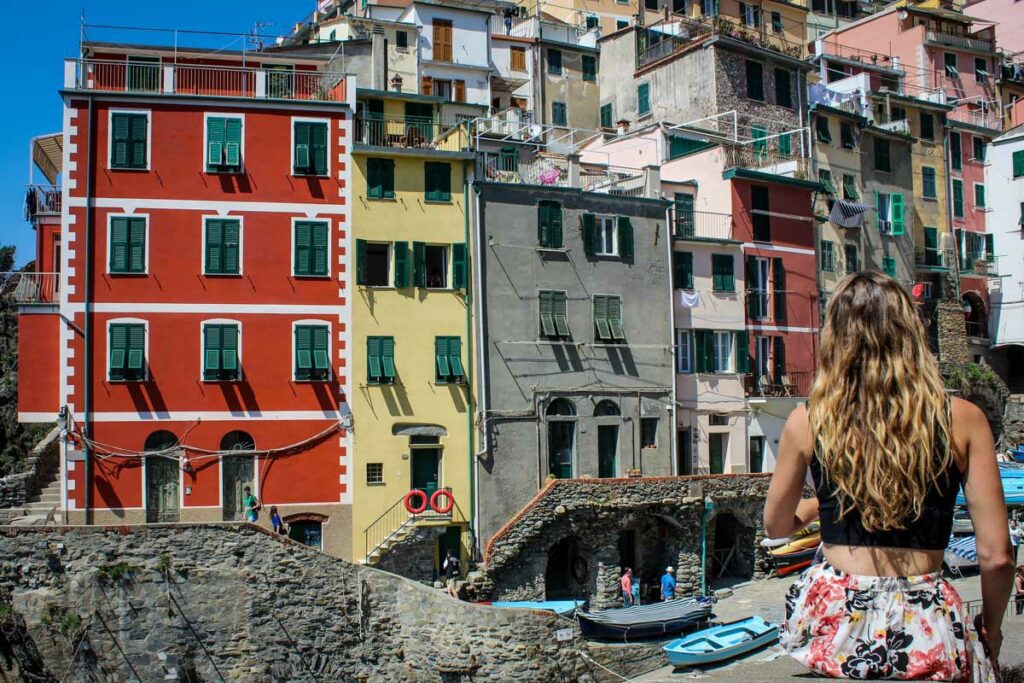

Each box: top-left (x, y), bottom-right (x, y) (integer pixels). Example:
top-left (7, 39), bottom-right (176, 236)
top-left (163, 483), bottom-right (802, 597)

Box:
top-left (770, 547), bottom-right (817, 576)
top-left (664, 616), bottom-right (779, 667)
top-left (768, 533), bottom-right (821, 556)
top-left (577, 596), bottom-right (716, 641)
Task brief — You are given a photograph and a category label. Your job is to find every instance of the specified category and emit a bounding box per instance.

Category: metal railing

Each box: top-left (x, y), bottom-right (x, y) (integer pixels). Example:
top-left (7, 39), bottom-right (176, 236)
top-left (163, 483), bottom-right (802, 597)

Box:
top-left (1, 272), bottom-right (59, 304)
top-left (876, 119), bottom-right (911, 135)
top-left (477, 107), bottom-right (534, 138)
top-left (674, 210), bottom-right (734, 241)
top-left (581, 165), bottom-right (646, 196)
top-left (72, 58), bottom-right (347, 103)
top-left (363, 487), bottom-right (465, 564)
top-left (915, 247), bottom-right (953, 269)
top-left (637, 18), bottom-right (713, 69)
top-left (490, 13), bottom-right (538, 39)
top-left (354, 115), bottom-right (467, 151)
top-left (723, 145), bottom-right (810, 178)
top-left (961, 256), bottom-right (998, 277)
top-left (947, 107), bottom-right (1003, 132)
top-left (925, 30), bottom-right (993, 53)
top-left (744, 371), bottom-right (813, 398)
top-left (24, 185), bottom-right (61, 220)
top-left (964, 320), bottom-right (989, 339)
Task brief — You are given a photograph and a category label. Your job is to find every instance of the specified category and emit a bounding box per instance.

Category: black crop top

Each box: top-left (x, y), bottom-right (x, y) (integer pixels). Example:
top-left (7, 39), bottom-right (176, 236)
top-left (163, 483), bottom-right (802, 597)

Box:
top-left (810, 431), bottom-right (963, 551)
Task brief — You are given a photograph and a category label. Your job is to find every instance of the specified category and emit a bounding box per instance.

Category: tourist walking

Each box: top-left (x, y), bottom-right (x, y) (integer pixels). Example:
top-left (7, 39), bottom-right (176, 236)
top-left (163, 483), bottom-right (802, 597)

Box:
top-left (765, 273), bottom-right (1013, 681)
top-left (243, 486), bottom-right (260, 523)
top-left (443, 549), bottom-right (461, 599)
top-left (620, 568), bottom-right (633, 607)
top-left (660, 566), bottom-right (676, 601)
top-left (1010, 519), bottom-right (1021, 565)
top-left (1015, 566), bottom-right (1024, 616)
top-left (270, 506), bottom-right (286, 535)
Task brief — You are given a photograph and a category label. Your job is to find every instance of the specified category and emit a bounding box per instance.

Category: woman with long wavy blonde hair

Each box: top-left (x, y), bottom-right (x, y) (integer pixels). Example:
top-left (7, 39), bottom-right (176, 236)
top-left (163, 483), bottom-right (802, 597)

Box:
top-left (764, 272), bottom-right (1013, 681)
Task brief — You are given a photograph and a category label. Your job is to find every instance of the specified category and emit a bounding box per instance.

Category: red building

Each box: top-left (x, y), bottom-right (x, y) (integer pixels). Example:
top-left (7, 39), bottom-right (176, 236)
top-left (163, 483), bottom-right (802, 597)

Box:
top-left (17, 41), bottom-right (355, 557)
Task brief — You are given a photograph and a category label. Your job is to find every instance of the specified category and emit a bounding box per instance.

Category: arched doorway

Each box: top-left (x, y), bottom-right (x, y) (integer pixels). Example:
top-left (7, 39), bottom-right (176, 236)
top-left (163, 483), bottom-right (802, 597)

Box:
top-left (710, 512), bottom-right (755, 582)
top-left (285, 513), bottom-right (327, 551)
top-left (545, 536), bottom-right (587, 600)
top-left (546, 399), bottom-right (576, 479)
top-left (962, 291), bottom-right (988, 340)
top-left (221, 431), bottom-right (256, 521)
top-left (144, 430), bottom-right (179, 523)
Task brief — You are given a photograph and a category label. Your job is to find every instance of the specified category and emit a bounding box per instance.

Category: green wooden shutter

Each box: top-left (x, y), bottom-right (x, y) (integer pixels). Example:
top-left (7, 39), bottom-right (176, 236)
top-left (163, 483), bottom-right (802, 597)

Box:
top-left (673, 252), bottom-right (693, 289)
top-left (952, 180), bottom-right (964, 217)
top-left (975, 184), bottom-right (985, 209)
top-left (617, 216), bottom-right (633, 258)
top-left (745, 256), bottom-right (760, 318)
top-left (129, 115), bottom-right (147, 169)
top-left (412, 241), bottom-right (426, 287)
top-left (891, 193), bottom-right (905, 235)
top-left (207, 117), bottom-right (225, 170)
top-left (551, 203), bottom-right (563, 247)
top-left (984, 233), bottom-right (994, 262)
top-left (295, 222), bottom-right (312, 275)
top-left (311, 122), bottom-right (328, 176)
top-left (367, 337), bottom-right (382, 383)
top-left (553, 292), bottom-right (569, 336)
top-left (693, 330), bottom-right (706, 373)
top-left (772, 336), bottom-right (786, 379)
top-left (367, 159), bottom-right (382, 199)
top-left (538, 202), bottom-right (551, 247)
top-left (294, 122), bottom-right (311, 173)
top-left (393, 241), bottom-right (409, 288)
top-left (425, 162), bottom-right (451, 201)
top-left (773, 258), bottom-right (786, 322)
top-left (109, 324), bottom-right (127, 378)
top-left (539, 291), bottom-right (555, 337)
top-left (222, 325), bottom-right (239, 377)
top-left (312, 222), bottom-right (328, 275)
top-left (582, 213), bottom-right (596, 255)
top-left (110, 218), bottom-right (129, 272)
top-left (1013, 150), bottom-right (1024, 178)
top-left (882, 256), bottom-right (896, 278)
top-left (452, 243), bottom-right (467, 290)
top-left (381, 337), bottom-right (396, 380)
top-left (312, 326), bottom-right (330, 377)
top-left (224, 118), bottom-right (242, 168)
top-left (204, 325), bottom-right (222, 379)
top-left (127, 325), bottom-right (145, 374)
top-left (608, 296), bottom-right (624, 340)
top-left (594, 295), bottom-right (610, 340)
top-left (128, 218), bottom-right (146, 272)
top-left (223, 220), bottom-right (239, 274)
top-left (735, 330), bottom-right (749, 373)
top-left (424, 163), bottom-right (438, 202)
top-left (355, 239), bottom-right (368, 285)
top-left (874, 189), bottom-right (882, 232)
top-left (382, 159), bottom-right (395, 198)
top-left (206, 219), bottom-right (223, 273)
top-left (701, 330), bottom-right (715, 373)
top-left (111, 114), bottom-right (130, 168)
top-left (448, 337), bottom-right (464, 379)
top-left (435, 337), bottom-right (451, 381)
top-left (295, 326), bottom-right (313, 378)
top-left (713, 254), bottom-right (734, 292)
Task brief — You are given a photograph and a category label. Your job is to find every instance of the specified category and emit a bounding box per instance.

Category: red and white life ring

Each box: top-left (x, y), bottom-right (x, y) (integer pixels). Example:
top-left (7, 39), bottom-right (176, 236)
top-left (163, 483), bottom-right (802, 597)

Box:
top-left (404, 489), bottom-right (428, 514)
top-left (429, 488), bottom-right (454, 515)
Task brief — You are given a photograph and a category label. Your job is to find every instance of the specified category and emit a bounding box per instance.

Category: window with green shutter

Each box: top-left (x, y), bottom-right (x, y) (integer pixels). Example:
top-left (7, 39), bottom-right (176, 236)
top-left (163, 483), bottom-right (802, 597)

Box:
top-left (974, 183), bottom-right (985, 209)
top-left (366, 158), bottom-right (395, 199)
top-left (1014, 150), bottom-right (1024, 178)
top-left (109, 323), bottom-right (146, 381)
top-left (922, 166), bottom-right (936, 198)
top-left (424, 162), bottom-right (452, 201)
top-left (539, 290), bottom-right (569, 338)
top-left (752, 126), bottom-right (767, 161)
top-left (451, 243), bottom-right (467, 290)
top-left (952, 179), bottom-right (964, 218)
top-left (295, 325), bottom-right (330, 381)
top-left (366, 336), bottom-right (396, 384)
top-left (673, 252), bottom-right (693, 290)
top-left (204, 218), bottom-right (240, 275)
top-left (712, 254), bottom-right (735, 292)
top-left (203, 324), bottom-right (240, 381)
top-left (820, 240), bottom-right (834, 272)
top-left (845, 242), bottom-right (859, 273)
top-left (637, 82), bottom-right (651, 116)
top-left (920, 113), bottom-right (934, 141)
top-left (293, 120), bottom-right (328, 176)
top-left (206, 116), bottom-right (242, 172)
top-left (950, 132), bottom-right (962, 171)
top-left (434, 336), bottom-right (464, 383)
top-left (552, 102), bottom-right (567, 126)
top-left (840, 122), bottom-right (855, 149)
top-left (593, 295), bottom-right (624, 342)
top-left (110, 113), bottom-right (148, 170)
top-left (972, 136), bottom-right (986, 162)
top-left (772, 258), bottom-right (786, 322)
top-left (778, 132), bottom-right (791, 156)
top-left (890, 193), bottom-right (905, 235)
top-left (109, 216), bottom-right (147, 273)
top-left (882, 256), bottom-right (896, 278)
top-left (294, 221), bottom-right (329, 276)
top-left (600, 103), bottom-right (613, 129)
top-left (537, 201), bottom-right (563, 248)
top-left (815, 116), bottom-right (831, 143)
top-left (393, 241), bottom-right (409, 288)
top-left (617, 216), bottom-right (633, 259)
top-left (582, 55), bottom-right (597, 82)
top-left (984, 233), bottom-right (994, 262)
top-left (819, 170), bottom-right (835, 195)
top-left (842, 174), bottom-right (859, 201)
top-left (751, 186), bottom-right (771, 242)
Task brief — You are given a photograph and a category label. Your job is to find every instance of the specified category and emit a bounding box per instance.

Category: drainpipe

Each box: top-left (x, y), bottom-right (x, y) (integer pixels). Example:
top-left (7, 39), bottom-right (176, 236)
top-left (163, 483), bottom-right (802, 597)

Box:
top-left (462, 159), bottom-right (476, 557)
top-left (700, 496), bottom-right (716, 594)
top-left (471, 179), bottom-right (488, 560)
top-left (83, 94), bottom-right (95, 525)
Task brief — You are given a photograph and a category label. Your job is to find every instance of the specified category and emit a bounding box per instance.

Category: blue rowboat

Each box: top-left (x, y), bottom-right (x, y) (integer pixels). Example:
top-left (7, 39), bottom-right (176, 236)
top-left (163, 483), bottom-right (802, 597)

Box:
top-left (485, 600), bottom-right (582, 616)
top-left (663, 616), bottom-right (779, 667)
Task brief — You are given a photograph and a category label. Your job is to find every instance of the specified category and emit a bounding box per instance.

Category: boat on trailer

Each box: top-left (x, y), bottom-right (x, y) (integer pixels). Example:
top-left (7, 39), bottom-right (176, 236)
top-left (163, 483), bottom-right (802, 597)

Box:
top-left (483, 600), bottom-right (582, 616)
top-left (663, 616), bottom-right (779, 667)
top-left (576, 595), bottom-right (716, 641)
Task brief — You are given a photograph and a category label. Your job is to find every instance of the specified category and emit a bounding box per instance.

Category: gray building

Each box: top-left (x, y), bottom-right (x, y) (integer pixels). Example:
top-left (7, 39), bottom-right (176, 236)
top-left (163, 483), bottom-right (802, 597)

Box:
top-left (859, 125), bottom-right (915, 285)
top-left (470, 153), bottom-right (675, 544)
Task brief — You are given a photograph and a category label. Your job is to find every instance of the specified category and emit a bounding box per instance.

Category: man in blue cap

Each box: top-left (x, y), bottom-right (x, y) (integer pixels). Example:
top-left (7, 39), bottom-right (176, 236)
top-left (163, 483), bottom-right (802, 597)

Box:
top-left (660, 566), bottom-right (677, 601)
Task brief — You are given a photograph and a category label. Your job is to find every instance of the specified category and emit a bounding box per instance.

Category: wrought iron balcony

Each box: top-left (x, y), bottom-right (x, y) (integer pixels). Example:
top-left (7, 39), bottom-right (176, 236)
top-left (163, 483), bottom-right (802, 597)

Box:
top-left (673, 211), bottom-right (734, 241)
top-left (24, 185), bottom-right (61, 221)
top-left (915, 247), bottom-right (953, 270)
top-left (744, 371), bottom-right (813, 399)
top-left (354, 115), bottom-right (468, 151)
top-left (1, 272), bottom-right (59, 305)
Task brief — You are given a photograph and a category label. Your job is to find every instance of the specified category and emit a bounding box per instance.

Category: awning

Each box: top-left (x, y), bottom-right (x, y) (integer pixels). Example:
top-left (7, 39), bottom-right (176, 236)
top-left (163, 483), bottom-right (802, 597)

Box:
top-left (828, 198), bottom-right (873, 229)
top-left (392, 424), bottom-right (448, 437)
top-left (946, 535), bottom-right (977, 563)
top-left (32, 133), bottom-right (63, 185)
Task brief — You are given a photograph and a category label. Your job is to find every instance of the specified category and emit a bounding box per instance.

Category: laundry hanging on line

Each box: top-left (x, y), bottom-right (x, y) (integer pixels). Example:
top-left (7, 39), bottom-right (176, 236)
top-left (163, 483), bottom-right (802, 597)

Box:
top-left (679, 291), bottom-right (701, 308)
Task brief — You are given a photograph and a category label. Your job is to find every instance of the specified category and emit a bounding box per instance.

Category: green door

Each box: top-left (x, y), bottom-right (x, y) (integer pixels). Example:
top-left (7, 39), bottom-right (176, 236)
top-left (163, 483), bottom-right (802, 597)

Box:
top-left (924, 227), bottom-right (939, 266)
top-left (709, 433), bottom-right (726, 475)
top-left (598, 425), bottom-right (618, 478)
top-left (548, 422), bottom-right (574, 479)
top-left (222, 455), bottom-right (254, 521)
top-left (412, 448), bottom-right (440, 497)
top-left (146, 457), bottom-right (180, 523)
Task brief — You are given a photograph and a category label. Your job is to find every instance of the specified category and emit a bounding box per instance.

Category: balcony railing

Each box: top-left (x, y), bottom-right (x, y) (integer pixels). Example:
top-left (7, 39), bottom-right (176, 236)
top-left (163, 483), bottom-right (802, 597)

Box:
top-left (876, 119), bottom-right (911, 135)
top-left (489, 13), bottom-right (538, 39)
top-left (947, 107), bottom-right (1003, 132)
top-left (965, 320), bottom-right (988, 339)
top-left (744, 371), bottom-right (813, 399)
top-left (581, 165), bottom-right (646, 196)
top-left (915, 247), bottom-right (953, 270)
top-left (1, 272), bottom-right (59, 304)
top-left (961, 255), bottom-right (998, 277)
top-left (354, 115), bottom-right (467, 151)
top-left (637, 18), bottom-right (713, 69)
top-left (478, 153), bottom-right (649, 195)
top-left (723, 145), bottom-right (810, 178)
top-left (924, 30), bottom-right (993, 53)
top-left (674, 211), bottom-right (734, 241)
top-left (24, 185), bottom-right (61, 220)
top-left (476, 107), bottom-right (534, 138)
top-left (71, 58), bottom-right (347, 103)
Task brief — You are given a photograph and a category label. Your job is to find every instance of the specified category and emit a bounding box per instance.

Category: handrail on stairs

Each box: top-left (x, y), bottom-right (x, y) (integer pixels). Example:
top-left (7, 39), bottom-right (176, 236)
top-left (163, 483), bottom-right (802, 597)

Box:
top-left (363, 487), bottom-right (466, 565)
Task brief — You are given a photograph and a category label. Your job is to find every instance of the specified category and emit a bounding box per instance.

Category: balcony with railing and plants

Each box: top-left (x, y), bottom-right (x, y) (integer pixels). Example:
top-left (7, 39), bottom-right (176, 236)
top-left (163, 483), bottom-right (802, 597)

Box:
top-left (354, 114), bottom-right (468, 152)
top-left (362, 487), bottom-right (467, 566)
top-left (915, 247), bottom-right (953, 271)
top-left (24, 185), bottom-right (61, 221)
top-left (875, 118), bottom-right (911, 136)
top-left (744, 370), bottom-right (813, 399)
top-left (673, 210), bottom-right (735, 242)
top-left (960, 253), bottom-right (999, 278)
top-left (1, 271), bottom-right (59, 305)
top-left (722, 143), bottom-right (811, 179)
top-left (947, 105), bottom-right (1003, 132)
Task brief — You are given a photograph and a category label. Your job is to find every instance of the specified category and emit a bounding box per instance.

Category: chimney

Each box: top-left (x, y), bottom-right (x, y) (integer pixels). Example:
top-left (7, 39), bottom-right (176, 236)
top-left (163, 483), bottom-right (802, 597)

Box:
top-left (616, 118), bottom-right (630, 136)
top-left (371, 24), bottom-right (386, 90)
top-left (643, 164), bottom-right (661, 200)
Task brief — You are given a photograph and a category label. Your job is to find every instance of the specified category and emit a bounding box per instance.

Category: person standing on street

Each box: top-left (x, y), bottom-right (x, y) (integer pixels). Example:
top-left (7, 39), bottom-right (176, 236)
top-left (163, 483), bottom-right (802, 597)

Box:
top-left (443, 549), bottom-right (462, 599)
top-left (620, 568), bottom-right (633, 607)
top-left (1015, 566), bottom-right (1024, 616)
top-left (660, 566), bottom-right (677, 601)
top-left (1009, 519), bottom-right (1021, 565)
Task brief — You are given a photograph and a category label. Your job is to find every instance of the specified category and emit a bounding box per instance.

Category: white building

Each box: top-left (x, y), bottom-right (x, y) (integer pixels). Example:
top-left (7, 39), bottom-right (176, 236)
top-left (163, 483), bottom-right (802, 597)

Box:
top-left (987, 123), bottom-right (1024, 391)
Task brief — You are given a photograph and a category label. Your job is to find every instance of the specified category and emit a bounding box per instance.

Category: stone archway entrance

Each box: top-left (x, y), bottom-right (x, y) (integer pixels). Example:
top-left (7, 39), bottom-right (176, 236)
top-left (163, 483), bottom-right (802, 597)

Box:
top-left (545, 537), bottom-right (587, 600)
top-left (710, 512), bottom-right (755, 581)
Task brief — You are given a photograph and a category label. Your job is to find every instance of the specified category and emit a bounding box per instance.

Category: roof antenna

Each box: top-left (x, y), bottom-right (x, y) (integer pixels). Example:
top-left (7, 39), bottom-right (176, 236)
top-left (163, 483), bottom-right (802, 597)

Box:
top-left (251, 21), bottom-right (273, 51)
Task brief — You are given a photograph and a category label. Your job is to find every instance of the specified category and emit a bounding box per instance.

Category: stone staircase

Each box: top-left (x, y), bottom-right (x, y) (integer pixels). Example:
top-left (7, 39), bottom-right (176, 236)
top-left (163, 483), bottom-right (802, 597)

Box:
top-left (360, 517), bottom-right (418, 567)
top-left (9, 473), bottom-right (62, 526)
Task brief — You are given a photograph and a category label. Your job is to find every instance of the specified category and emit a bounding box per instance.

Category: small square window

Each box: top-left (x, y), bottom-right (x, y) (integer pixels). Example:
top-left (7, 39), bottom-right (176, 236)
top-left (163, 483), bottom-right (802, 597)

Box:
top-left (548, 48), bottom-right (562, 75)
top-left (641, 418), bottom-right (658, 448)
top-left (595, 216), bottom-right (617, 256)
top-left (396, 31), bottom-right (408, 48)
top-left (366, 463), bottom-right (384, 484)
top-left (425, 245), bottom-right (449, 289)
top-left (552, 102), bottom-right (567, 127)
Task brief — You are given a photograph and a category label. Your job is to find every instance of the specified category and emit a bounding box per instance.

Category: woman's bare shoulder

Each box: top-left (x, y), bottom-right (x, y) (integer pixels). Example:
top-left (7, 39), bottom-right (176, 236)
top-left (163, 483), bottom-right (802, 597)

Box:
top-left (783, 403), bottom-right (813, 454)
top-left (950, 396), bottom-right (988, 429)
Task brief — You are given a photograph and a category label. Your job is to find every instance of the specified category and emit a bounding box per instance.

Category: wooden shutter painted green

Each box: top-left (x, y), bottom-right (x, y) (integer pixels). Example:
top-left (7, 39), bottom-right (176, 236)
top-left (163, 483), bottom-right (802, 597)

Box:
top-left (356, 239), bottom-right (368, 285)
top-left (600, 103), bottom-right (613, 129)
top-left (449, 337), bottom-right (464, 380)
top-left (412, 242), bottom-right (426, 287)
top-left (367, 336), bottom-right (382, 382)
top-left (204, 324), bottom-right (239, 380)
top-left (984, 233), bottom-right (995, 262)
top-left (617, 216), bottom-right (633, 258)
top-left (111, 114), bottom-right (148, 170)
top-left (582, 213), bottom-right (596, 256)
top-left (674, 252), bottom-right (693, 289)
top-left (815, 116), bottom-right (831, 143)
top-left (295, 222), bottom-right (311, 276)
top-left (312, 222), bottom-right (328, 275)
top-left (950, 132), bottom-right (962, 171)
top-left (381, 159), bottom-right (395, 199)
top-left (110, 218), bottom-right (129, 272)
top-left (425, 162), bottom-right (452, 201)
top-left (952, 180), bottom-right (964, 217)
top-left (772, 258), bottom-right (786, 322)
top-left (294, 122), bottom-right (311, 173)
top-left (381, 337), bottom-right (396, 380)
top-left (1013, 150), bottom-right (1024, 178)
top-left (452, 243), bottom-right (467, 289)
top-left (109, 323), bottom-right (144, 381)
top-left (638, 82), bottom-right (650, 116)
top-left (746, 256), bottom-right (761, 318)
top-left (367, 158), bottom-right (382, 199)
top-left (223, 220), bottom-right (240, 274)
top-left (692, 330), bottom-right (705, 373)
top-left (712, 254), bottom-right (734, 292)
top-left (112, 114), bottom-right (130, 168)
top-left (975, 184), bottom-right (985, 209)
top-left (394, 241), bottom-right (409, 288)
top-left (205, 219), bottom-right (240, 274)
top-left (312, 326), bottom-right (330, 378)
top-left (296, 326), bottom-right (329, 380)
top-left (129, 115), bottom-right (147, 169)
top-left (224, 117), bottom-right (242, 168)
top-left (772, 336), bottom-right (786, 379)
top-left (294, 221), bottom-right (328, 276)
top-left (752, 126), bottom-right (767, 160)
top-left (922, 167), bottom-right (936, 198)
top-left (735, 330), bottom-right (749, 373)
top-left (128, 218), bottom-right (145, 272)
top-left (311, 122), bottom-right (328, 176)
top-left (608, 296), bottom-right (624, 340)
top-left (110, 217), bottom-right (146, 273)
top-left (538, 201), bottom-right (562, 248)
top-left (126, 325), bottom-right (145, 375)
top-left (435, 337), bottom-right (451, 380)
top-left (539, 291), bottom-right (556, 337)
top-left (207, 117), bottom-right (225, 170)
top-left (891, 193), bottom-right (905, 235)
top-left (700, 330), bottom-right (716, 373)
top-left (779, 133), bottom-right (791, 156)
top-left (882, 257), bottom-right (896, 278)
top-left (553, 292), bottom-right (569, 336)
top-left (593, 296), bottom-right (611, 340)
top-left (295, 326), bottom-right (313, 377)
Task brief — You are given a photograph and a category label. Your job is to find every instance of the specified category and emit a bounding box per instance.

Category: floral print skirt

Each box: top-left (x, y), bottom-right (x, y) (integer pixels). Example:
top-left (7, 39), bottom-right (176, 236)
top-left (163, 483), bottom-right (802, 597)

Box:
top-left (780, 562), bottom-right (997, 681)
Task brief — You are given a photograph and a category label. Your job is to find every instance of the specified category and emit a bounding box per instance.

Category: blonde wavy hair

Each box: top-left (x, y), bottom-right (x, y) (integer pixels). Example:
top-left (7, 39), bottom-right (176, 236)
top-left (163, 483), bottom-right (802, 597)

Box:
top-left (809, 272), bottom-right (953, 532)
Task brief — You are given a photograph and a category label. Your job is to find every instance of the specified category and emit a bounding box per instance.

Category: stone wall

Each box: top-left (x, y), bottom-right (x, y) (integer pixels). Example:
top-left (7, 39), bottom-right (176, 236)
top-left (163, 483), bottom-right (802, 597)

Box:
top-left (374, 525), bottom-right (445, 584)
top-left (483, 475), bottom-right (775, 608)
top-left (0, 427), bottom-right (59, 520)
top-left (0, 524), bottom-right (592, 682)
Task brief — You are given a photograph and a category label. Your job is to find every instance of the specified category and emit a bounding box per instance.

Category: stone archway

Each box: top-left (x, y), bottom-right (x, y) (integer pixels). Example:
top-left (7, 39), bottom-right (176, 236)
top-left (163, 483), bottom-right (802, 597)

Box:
top-left (545, 536), bottom-right (588, 600)
top-left (710, 511), bottom-right (756, 582)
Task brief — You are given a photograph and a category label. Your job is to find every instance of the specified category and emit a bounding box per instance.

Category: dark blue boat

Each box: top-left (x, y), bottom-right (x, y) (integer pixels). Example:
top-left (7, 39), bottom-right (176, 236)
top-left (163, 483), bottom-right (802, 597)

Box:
top-left (577, 595), bottom-right (716, 641)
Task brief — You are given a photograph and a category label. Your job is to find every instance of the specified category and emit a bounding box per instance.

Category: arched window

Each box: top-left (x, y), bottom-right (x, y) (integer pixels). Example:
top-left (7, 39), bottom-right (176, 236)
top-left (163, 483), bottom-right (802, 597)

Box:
top-left (143, 430), bottom-right (178, 452)
top-left (594, 400), bottom-right (620, 416)
top-left (546, 398), bottom-right (576, 417)
top-left (220, 430), bottom-right (255, 451)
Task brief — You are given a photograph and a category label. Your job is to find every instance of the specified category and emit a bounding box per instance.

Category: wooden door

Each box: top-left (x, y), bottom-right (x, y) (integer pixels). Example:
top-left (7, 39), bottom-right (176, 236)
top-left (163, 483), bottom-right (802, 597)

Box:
top-left (433, 20), bottom-right (453, 62)
top-left (598, 425), bottom-right (618, 478)
top-left (222, 455), bottom-right (254, 521)
top-left (146, 457), bottom-right (179, 523)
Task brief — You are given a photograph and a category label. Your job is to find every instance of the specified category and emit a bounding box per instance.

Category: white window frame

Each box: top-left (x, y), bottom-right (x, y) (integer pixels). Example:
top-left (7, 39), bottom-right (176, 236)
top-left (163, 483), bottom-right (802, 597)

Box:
top-left (676, 329), bottom-right (693, 373)
top-left (363, 241), bottom-right (393, 289)
top-left (755, 335), bottom-right (771, 377)
top-left (753, 256), bottom-right (770, 321)
top-left (106, 317), bottom-right (150, 382)
top-left (202, 112), bottom-right (246, 174)
top-left (200, 319), bottom-right (243, 383)
top-left (877, 192), bottom-right (893, 234)
top-left (106, 212), bottom-right (150, 275)
top-left (595, 216), bottom-right (618, 256)
top-left (201, 215), bottom-right (245, 276)
top-left (290, 217), bottom-right (333, 278)
top-left (713, 331), bottom-right (734, 373)
top-left (107, 108), bottom-right (152, 172)
top-left (290, 116), bottom-right (332, 178)
top-left (291, 319), bottom-right (333, 382)
top-left (424, 243), bottom-right (450, 290)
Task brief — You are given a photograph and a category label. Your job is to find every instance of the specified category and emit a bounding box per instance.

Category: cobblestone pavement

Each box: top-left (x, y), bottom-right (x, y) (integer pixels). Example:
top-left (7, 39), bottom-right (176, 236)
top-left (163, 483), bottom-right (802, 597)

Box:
top-left (630, 573), bottom-right (1024, 682)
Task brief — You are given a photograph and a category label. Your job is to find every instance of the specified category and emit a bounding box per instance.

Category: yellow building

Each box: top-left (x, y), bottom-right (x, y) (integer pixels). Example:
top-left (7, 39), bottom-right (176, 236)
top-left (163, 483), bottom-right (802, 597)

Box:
top-left (677, 0), bottom-right (809, 57)
top-left (350, 90), bottom-right (476, 579)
